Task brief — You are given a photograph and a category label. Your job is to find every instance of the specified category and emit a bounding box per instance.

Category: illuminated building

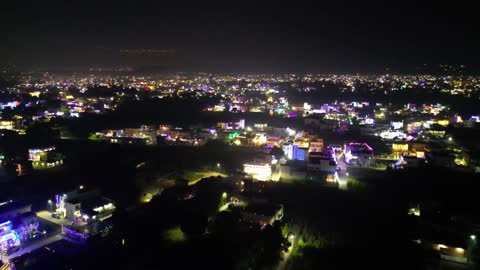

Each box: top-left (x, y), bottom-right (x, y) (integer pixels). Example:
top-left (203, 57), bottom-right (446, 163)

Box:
top-left (303, 102), bottom-right (311, 111)
top-left (309, 139), bottom-right (324, 152)
top-left (282, 143), bottom-right (298, 160)
top-left (98, 127), bottom-right (157, 145)
top-left (217, 119), bottom-right (245, 130)
top-left (296, 148), bottom-right (308, 161)
top-left (250, 133), bottom-right (267, 146)
top-left (464, 116), bottom-right (480, 128)
top-left (424, 130), bottom-right (445, 138)
top-left (54, 187), bottom-right (115, 223)
top-left (306, 151), bottom-right (339, 183)
top-left (391, 143), bottom-right (427, 159)
top-left (344, 142), bottom-right (373, 166)
top-left (0, 221), bottom-right (20, 251)
top-left (0, 121), bottom-right (14, 130)
top-left (390, 121), bottom-right (404, 130)
top-left (0, 101), bottom-right (18, 110)
top-left (243, 163), bottom-right (272, 181)
top-left (28, 147), bottom-right (55, 161)
top-left (0, 201), bottom-right (39, 251)
top-left (266, 136), bottom-right (283, 148)
top-left (28, 147), bottom-right (64, 168)
top-left (213, 104), bottom-right (225, 112)
top-left (379, 130), bottom-right (407, 140)
top-left (436, 119), bottom-right (450, 126)
top-left (253, 123), bottom-right (268, 131)
top-left (293, 138), bottom-right (309, 148)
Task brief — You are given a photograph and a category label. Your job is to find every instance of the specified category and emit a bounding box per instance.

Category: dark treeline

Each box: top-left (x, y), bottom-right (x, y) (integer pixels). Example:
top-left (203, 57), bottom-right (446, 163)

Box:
top-left (59, 99), bottom-right (304, 138)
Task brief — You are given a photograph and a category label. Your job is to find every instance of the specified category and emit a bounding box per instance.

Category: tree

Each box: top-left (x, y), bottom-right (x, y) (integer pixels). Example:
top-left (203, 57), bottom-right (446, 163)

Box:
top-left (180, 213), bottom-right (208, 236)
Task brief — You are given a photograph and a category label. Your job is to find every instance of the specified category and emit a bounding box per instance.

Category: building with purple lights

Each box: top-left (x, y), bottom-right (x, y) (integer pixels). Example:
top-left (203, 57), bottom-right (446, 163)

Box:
top-left (0, 201), bottom-right (39, 252)
top-left (344, 142), bottom-right (374, 167)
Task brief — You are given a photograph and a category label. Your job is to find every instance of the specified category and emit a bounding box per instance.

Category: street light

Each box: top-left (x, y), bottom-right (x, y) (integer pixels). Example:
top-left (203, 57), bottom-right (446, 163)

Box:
top-left (471, 235), bottom-right (476, 240)
top-left (48, 200), bottom-right (53, 213)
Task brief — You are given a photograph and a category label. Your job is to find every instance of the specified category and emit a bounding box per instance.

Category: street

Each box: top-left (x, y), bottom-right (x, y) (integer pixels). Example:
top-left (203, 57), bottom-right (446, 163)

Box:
top-left (7, 234), bottom-right (62, 260)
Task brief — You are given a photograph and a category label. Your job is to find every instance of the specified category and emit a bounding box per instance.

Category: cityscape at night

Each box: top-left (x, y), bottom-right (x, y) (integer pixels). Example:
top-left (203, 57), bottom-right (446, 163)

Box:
top-left (0, 4), bottom-right (479, 270)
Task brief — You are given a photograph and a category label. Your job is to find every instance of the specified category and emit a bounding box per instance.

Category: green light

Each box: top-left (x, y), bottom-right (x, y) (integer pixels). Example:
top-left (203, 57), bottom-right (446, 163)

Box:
top-left (228, 132), bottom-right (239, 140)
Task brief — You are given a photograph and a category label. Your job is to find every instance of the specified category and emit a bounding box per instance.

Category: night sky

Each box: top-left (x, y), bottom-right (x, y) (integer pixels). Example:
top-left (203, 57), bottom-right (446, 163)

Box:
top-left (1, 4), bottom-right (478, 73)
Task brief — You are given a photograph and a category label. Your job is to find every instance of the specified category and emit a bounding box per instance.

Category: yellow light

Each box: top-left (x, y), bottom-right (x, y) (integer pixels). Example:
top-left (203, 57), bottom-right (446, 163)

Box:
top-left (29, 91), bottom-right (41, 97)
top-left (436, 120), bottom-right (449, 126)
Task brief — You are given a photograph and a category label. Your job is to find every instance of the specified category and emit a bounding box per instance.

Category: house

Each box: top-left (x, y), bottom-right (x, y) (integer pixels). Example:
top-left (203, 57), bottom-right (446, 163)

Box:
top-left (54, 187), bottom-right (115, 223)
top-left (0, 201), bottom-right (39, 251)
top-left (344, 142), bottom-right (373, 167)
top-left (391, 142), bottom-right (428, 159)
top-left (243, 163), bottom-right (272, 181)
top-left (309, 139), bottom-right (324, 152)
top-left (307, 152), bottom-right (337, 172)
top-left (241, 203), bottom-right (284, 226)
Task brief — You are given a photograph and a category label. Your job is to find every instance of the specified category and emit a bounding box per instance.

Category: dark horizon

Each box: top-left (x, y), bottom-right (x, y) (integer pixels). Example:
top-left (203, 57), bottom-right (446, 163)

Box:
top-left (1, 4), bottom-right (478, 74)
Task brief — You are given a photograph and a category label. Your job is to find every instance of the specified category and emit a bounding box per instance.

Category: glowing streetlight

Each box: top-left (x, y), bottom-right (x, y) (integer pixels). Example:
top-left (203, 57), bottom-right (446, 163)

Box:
top-left (471, 235), bottom-right (476, 240)
top-left (48, 199), bottom-right (53, 212)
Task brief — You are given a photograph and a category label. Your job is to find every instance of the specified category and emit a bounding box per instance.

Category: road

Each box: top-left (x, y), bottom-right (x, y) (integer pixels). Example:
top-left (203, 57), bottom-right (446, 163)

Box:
top-left (276, 233), bottom-right (296, 270)
top-left (8, 234), bottom-right (62, 260)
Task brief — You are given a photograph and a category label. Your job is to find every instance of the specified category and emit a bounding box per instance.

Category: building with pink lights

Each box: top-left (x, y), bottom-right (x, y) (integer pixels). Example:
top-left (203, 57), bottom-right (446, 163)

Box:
top-left (344, 142), bottom-right (373, 167)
